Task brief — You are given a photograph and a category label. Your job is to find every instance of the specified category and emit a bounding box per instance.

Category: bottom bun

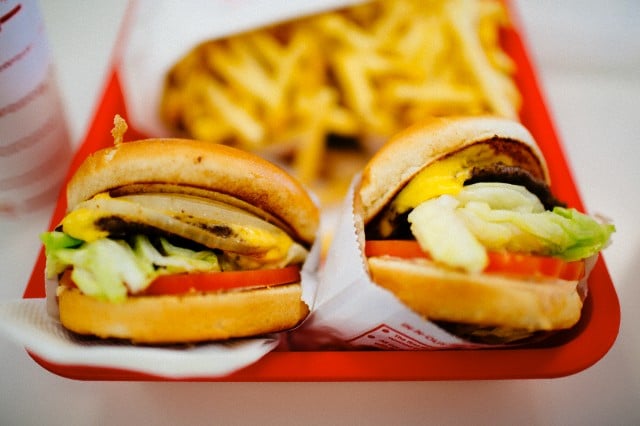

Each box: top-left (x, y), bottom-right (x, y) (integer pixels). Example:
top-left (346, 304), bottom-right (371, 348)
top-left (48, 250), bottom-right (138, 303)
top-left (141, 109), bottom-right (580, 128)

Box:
top-left (58, 284), bottom-right (309, 344)
top-left (368, 256), bottom-right (583, 341)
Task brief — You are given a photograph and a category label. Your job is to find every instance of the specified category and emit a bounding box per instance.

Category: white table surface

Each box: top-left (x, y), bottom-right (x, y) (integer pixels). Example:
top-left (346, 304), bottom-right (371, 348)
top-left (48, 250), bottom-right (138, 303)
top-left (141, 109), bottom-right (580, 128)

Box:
top-left (1, 1), bottom-right (639, 424)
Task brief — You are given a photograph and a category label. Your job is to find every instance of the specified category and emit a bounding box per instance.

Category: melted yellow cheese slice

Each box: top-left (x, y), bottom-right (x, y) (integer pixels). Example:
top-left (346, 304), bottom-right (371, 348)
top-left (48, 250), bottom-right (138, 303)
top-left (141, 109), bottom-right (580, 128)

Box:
top-left (61, 195), bottom-right (112, 242)
top-left (392, 143), bottom-right (518, 212)
top-left (375, 143), bottom-right (518, 237)
top-left (391, 155), bottom-right (470, 214)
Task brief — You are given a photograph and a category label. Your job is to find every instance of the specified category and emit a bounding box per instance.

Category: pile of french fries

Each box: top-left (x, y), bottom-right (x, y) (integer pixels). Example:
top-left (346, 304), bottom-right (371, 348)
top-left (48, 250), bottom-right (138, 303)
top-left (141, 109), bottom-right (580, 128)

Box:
top-left (161, 0), bottom-right (520, 203)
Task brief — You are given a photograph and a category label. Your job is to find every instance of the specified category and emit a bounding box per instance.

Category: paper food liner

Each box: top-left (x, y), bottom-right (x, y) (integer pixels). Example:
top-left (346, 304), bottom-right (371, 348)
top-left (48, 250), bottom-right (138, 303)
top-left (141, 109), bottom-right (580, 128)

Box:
top-left (119, 0), bottom-right (366, 138)
top-left (0, 299), bottom-right (280, 378)
top-left (0, 227), bottom-right (321, 379)
top-left (291, 175), bottom-right (595, 351)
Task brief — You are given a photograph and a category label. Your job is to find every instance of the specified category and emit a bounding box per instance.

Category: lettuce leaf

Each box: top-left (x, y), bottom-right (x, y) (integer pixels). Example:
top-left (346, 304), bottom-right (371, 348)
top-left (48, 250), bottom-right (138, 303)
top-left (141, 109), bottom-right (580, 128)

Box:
top-left (409, 196), bottom-right (488, 272)
top-left (547, 207), bottom-right (616, 261)
top-left (41, 233), bottom-right (220, 302)
top-left (40, 231), bottom-right (84, 278)
top-left (408, 182), bottom-right (615, 272)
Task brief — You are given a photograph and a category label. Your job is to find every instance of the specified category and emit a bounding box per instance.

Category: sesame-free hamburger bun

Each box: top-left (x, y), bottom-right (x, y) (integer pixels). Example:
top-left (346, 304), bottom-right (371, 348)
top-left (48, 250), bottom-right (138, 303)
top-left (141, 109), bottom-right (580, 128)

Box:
top-left (43, 138), bottom-right (319, 344)
top-left (356, 116), bottom-right (613, 344)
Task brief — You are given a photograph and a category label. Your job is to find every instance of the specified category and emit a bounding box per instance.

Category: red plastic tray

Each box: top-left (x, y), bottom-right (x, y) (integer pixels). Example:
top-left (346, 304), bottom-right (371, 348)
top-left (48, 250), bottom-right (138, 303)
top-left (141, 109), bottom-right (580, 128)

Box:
top-left (23, 15), bottom-right (620, 381)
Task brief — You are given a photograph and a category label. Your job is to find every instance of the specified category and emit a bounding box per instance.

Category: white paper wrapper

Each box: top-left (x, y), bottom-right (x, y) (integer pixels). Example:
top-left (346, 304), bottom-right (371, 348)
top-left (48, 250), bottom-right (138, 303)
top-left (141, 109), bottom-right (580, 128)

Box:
top-left (290, 175), bottom-right (598, 350)
top-left (0, 299), bottom-right (280, 378)
top-left (119, 0), bottom-right (366, 138)
top-left (292, 175), bottom-right (596, 350)
top-left (292, 175), bottom-right (483, 350)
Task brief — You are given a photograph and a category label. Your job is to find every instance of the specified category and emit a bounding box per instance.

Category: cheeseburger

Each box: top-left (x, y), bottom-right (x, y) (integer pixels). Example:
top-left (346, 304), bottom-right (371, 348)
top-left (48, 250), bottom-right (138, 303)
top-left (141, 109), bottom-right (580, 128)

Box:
top-left (41, 135), bottom-right (318, 344)
top-left (356, 116), bottom-right (614, 344)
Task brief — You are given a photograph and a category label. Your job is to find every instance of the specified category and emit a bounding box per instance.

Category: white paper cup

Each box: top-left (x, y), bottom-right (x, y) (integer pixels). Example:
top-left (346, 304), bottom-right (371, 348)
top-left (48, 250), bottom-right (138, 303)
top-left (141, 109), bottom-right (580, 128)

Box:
top-left (0, 0), bottom-right (72, 216)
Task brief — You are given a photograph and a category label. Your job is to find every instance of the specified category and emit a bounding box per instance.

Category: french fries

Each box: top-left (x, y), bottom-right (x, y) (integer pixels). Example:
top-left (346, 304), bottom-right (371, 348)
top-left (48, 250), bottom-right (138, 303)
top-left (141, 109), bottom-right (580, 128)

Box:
top-left (161, 0), bottom-right (520, 203)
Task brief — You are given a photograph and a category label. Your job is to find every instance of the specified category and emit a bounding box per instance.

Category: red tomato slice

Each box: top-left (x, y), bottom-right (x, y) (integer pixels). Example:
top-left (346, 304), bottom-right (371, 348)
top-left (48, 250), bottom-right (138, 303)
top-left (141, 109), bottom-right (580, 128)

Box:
top-left (143, 265), bottom-right (301, 295)
top-left (364, 240), bottom-right (585, 281)
top-left (60, 266), bottom-right (301, 296)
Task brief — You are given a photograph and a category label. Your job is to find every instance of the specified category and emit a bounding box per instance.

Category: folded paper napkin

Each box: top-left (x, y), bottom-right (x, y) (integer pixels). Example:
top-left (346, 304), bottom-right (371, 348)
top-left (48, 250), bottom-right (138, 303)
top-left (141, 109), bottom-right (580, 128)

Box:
top-left (0, 298), bottom-right (281, 379)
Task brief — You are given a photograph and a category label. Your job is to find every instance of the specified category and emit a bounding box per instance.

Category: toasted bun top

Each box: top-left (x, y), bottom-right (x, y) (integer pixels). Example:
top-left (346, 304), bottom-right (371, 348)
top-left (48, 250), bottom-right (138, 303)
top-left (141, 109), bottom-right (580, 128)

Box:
top-left (357, 116), bottom-right (549, 223)
top-left (66, 138), bottom-right (319, 245)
